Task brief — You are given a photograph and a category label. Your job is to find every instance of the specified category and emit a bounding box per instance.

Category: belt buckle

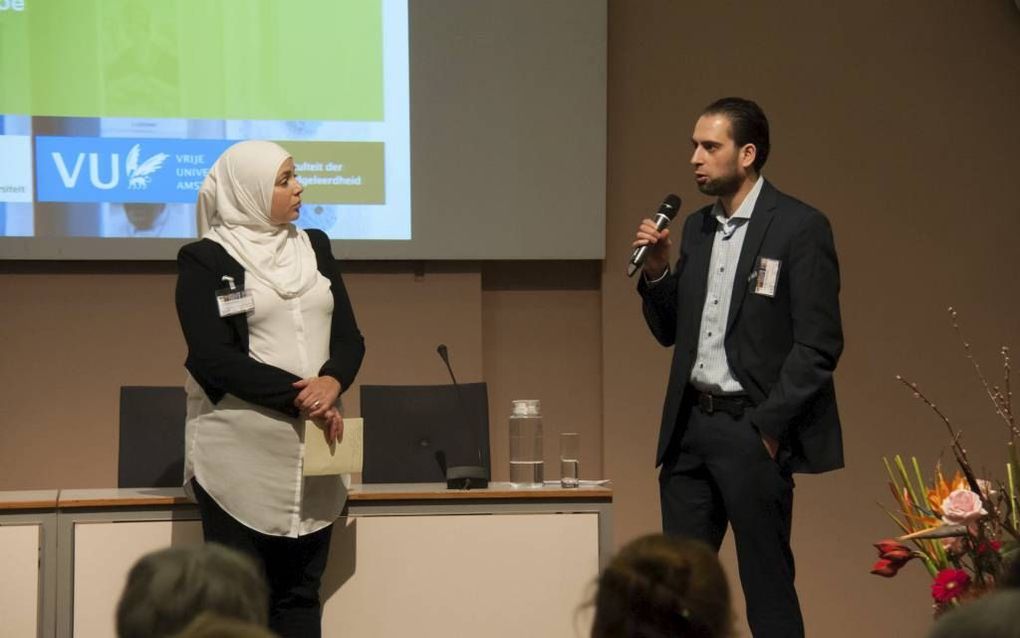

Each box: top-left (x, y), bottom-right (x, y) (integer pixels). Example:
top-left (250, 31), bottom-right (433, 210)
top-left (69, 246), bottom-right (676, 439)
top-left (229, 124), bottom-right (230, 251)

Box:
top-left (702, 393), bottom-right (714, 414)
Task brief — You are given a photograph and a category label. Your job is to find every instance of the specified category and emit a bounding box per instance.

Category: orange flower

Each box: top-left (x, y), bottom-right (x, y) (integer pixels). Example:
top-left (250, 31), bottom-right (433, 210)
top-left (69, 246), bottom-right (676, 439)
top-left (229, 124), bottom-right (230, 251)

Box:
top-left (888, 480), bottom-right (941, 533)
top-left (926, 468), bottom-right (967, 517)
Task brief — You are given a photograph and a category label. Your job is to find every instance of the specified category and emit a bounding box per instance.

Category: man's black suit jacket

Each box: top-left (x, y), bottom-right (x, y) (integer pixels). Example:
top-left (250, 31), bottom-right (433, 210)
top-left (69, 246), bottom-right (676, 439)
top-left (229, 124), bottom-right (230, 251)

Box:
top-left (638, 180), bottom-right (844, 474)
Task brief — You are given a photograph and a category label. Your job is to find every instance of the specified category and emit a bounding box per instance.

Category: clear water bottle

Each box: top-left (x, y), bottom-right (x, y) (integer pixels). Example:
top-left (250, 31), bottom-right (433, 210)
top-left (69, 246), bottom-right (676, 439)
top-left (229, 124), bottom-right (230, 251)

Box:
top-left (509, 399), bottom-right (544, 488)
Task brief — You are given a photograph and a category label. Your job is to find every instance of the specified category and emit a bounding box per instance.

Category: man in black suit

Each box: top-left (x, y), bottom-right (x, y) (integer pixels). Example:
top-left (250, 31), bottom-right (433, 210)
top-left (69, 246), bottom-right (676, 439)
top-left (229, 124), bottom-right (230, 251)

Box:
top-left (634, 97), bottom-right (843, 638)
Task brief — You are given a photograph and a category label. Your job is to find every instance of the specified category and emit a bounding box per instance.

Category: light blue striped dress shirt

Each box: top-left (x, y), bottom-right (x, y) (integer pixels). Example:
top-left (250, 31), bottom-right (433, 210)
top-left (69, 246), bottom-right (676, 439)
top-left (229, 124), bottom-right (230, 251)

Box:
top-left (688, 176), bottom-right (765, 394)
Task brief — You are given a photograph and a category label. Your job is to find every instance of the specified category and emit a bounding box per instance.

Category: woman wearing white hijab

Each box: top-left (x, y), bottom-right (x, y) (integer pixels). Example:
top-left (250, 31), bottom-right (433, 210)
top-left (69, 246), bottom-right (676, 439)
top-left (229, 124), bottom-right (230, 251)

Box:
top-left (175, 140), bottom-right (364, 638)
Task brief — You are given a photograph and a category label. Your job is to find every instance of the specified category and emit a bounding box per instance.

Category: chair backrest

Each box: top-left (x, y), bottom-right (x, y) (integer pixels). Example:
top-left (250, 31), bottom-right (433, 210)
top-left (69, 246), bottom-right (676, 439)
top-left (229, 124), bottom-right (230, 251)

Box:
top-left (360, 383), bottom-right (491, 483)
top-left (118, 386), bottom-right (187, 488)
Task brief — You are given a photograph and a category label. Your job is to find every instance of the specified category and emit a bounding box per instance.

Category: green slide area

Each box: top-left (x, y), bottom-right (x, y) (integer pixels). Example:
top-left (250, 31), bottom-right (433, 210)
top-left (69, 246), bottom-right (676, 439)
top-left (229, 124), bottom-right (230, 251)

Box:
top-left (0, 0), bottom-right (383, 121)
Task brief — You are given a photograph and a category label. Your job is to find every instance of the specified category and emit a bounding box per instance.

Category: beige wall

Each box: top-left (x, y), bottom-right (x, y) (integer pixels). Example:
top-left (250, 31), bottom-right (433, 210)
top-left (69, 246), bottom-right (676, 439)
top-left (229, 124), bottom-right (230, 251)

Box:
top-left (0, 263), bottom-right (601, 488)
top-left (1, 1), bottom-right (1019, 635)
top-left (0, 260), bottom-right (603, 485)
top-left (602, 1), bottom-right (1020, 636)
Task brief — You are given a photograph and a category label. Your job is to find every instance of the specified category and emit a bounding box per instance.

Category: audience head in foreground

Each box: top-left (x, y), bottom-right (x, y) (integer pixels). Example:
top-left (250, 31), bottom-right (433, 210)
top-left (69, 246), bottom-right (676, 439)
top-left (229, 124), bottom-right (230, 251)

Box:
top-left (591, 534), bottom-right (733, 638)
top-left (927, 589), bottom-right (1020, 638)
top-left (116, 543), bottom-right (269, 638)
top-left (174, 612), bottom-right (279, 638)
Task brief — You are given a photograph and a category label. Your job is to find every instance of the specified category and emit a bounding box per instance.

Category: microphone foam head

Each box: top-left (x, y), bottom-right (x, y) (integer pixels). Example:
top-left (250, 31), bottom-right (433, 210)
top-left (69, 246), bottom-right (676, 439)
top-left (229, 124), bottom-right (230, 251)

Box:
top-left (660, 194), bottom-right (682, 220)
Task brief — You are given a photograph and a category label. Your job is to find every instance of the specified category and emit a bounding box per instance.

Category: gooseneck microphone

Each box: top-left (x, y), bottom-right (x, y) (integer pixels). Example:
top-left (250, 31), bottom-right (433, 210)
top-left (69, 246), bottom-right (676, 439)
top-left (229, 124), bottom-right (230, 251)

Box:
top-left (436, 344), bottom-right (489, 490)
top-left (436, 344), bottom-right (458, 385)
top-left (627, 194), bottom-right (682, 277)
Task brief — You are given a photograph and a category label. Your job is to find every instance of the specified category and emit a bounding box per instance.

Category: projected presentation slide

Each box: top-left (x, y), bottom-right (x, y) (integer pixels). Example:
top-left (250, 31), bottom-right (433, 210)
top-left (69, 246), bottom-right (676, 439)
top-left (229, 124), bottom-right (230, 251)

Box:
top-left (0, 0), bottom-right (410, 246)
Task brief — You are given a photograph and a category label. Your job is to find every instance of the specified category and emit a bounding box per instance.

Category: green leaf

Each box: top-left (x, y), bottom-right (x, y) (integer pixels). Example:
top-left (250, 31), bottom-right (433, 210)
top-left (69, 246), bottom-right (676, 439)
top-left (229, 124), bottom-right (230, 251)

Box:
top-left (913, 456), bottom-right (936, 516)
top-left (896, 455), bottom-right (923, 511)
top-left (884, 457), bottom-right (902, 494)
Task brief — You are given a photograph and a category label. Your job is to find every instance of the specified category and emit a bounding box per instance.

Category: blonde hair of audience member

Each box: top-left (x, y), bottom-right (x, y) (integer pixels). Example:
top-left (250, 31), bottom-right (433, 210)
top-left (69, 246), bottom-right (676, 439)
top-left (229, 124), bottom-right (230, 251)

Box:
top-left (174, 611), bottom-right (279, 638)
top-left (116, 543), bottom-right (269, 638)
top-left (590, 534), bottom-right (733, 638)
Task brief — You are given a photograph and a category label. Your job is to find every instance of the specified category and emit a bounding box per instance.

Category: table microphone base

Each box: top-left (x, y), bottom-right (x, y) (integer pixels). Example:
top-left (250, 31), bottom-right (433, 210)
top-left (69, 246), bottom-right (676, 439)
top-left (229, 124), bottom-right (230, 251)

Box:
top-left (446, 466), bottom-right (489, 490)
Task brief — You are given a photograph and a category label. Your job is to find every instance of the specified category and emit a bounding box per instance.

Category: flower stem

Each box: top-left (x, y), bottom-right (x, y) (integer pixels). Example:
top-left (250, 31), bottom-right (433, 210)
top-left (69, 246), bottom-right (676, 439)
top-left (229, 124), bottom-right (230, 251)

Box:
top-left (919, 553), bottom-right (939, 578)
top-left (948, 307), bottom-right (1019, 438)
top-left (895, 375), bottom-right (1020, 541)
top-left (1009, 461), bottom-right (1018, 530)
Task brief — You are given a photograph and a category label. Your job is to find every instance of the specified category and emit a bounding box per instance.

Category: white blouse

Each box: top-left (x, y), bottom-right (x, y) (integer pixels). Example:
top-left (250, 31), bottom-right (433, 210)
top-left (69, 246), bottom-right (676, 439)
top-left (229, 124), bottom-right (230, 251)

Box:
top-left (183, 269), bottom-right (346, 538)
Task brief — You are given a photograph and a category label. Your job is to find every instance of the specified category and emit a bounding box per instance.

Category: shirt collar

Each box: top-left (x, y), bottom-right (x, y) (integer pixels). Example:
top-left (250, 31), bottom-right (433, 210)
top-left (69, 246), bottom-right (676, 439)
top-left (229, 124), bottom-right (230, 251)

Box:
top-left (712, 175), bottom-right (765, 225)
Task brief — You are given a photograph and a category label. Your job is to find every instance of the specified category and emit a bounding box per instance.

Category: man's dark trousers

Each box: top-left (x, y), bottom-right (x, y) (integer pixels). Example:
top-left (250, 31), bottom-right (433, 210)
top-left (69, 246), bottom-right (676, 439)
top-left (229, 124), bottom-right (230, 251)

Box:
top-left (660, 392), bottom-right (802, 638)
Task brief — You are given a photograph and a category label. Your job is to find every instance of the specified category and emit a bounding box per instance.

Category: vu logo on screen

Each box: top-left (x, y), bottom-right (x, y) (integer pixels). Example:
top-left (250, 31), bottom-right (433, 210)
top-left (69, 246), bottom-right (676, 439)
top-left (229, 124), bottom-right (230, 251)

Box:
top-left (51, 144), bottom-right (169, 191)
top-left (36, 137), bottom-right (233, 204)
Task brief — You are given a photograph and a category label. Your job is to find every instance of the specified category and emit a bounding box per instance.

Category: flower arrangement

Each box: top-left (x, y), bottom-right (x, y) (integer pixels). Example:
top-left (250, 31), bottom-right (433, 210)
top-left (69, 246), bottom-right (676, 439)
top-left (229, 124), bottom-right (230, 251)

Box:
top-left (870, 308), bottom-right (1020, 615)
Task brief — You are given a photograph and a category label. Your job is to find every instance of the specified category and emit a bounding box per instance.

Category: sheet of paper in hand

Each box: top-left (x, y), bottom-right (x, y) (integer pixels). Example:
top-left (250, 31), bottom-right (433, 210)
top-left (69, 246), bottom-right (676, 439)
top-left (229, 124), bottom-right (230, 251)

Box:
top-left (303, 417), bottom-right (363, 476)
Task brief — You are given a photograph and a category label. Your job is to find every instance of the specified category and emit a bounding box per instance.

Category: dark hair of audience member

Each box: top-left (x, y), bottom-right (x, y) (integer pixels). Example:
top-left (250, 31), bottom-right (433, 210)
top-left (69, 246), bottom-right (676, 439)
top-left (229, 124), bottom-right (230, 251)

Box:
top-left (1000, 554), bottom-right (1020, 589)
top-left (173, 611), bottom-right (279, 638)
top-left (116, 543), bottom-right (269, 638)
top-left (590, 534), bottom-right (732, 638)
top-left (927, 589), bottom-right (1020, 638)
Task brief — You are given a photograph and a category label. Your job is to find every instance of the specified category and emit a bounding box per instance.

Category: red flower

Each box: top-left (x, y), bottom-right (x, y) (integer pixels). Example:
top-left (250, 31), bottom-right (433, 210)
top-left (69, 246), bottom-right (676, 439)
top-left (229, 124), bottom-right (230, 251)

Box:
top-left (871, 558), bottom-right (904, 577)
top-left (931, 569), bottom-right (971, 604)
top-left (976, 539), bottom-right (1003, 555)
top-left (874, 540), bottom-right (913, 562)
top-left (870, 540), bottom-right (915, 577)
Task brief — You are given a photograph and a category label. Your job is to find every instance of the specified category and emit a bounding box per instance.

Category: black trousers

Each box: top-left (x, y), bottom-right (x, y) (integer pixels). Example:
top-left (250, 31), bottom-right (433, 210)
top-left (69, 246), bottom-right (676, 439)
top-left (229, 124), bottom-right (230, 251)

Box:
top-left (192, 480), bottom-right (333, 638)
top-left (659, 394), bottom-right (802, 638)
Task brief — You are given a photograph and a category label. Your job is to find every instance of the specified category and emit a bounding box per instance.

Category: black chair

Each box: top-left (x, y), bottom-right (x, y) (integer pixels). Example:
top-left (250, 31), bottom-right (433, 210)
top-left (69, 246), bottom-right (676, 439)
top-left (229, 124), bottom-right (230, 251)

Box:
top-left (118, 386), bottom-right (186, 488)
top-left (360, 383), bottom-right (491, 483)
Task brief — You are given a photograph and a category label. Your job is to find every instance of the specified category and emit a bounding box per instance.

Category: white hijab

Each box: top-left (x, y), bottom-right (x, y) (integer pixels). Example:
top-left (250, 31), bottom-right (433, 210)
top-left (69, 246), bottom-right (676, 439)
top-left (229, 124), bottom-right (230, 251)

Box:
top-left (197, 140), bottom-right (318, 299)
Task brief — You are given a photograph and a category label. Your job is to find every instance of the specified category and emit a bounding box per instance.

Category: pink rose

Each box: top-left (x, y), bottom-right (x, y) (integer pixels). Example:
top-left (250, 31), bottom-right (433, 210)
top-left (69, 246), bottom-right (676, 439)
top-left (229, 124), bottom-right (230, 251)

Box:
top-left (940, 488), bottom-right (987, 525)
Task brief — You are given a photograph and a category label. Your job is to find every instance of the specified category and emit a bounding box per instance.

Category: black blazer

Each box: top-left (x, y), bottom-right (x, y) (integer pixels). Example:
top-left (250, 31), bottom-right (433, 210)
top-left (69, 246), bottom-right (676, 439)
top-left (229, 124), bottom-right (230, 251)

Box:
top-left (175, 229), bottom-right (365, 418)
top-left (639, 180), bottom-right (844, 474)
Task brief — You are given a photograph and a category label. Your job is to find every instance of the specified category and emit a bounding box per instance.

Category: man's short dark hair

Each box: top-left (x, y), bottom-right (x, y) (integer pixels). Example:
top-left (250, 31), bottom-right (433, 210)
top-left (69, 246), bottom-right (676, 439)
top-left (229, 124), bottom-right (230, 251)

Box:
top-left (116, 543), bottom-right (269, 638)
top-left (703, 97), bottom-right (770, 173)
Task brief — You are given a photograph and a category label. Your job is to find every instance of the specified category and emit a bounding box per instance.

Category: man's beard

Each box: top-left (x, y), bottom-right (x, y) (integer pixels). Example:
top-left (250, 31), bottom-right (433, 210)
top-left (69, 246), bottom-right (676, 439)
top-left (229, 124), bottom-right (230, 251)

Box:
top-left (696, 171), bottom-right (742, 197)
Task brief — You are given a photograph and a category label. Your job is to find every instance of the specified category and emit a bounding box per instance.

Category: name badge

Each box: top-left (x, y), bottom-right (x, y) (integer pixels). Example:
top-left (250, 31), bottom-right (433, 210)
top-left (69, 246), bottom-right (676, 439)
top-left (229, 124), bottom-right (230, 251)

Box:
top-left (753, 257), bottom-right (781, 297)
top-left (215, 275), bottom-right (254, 317)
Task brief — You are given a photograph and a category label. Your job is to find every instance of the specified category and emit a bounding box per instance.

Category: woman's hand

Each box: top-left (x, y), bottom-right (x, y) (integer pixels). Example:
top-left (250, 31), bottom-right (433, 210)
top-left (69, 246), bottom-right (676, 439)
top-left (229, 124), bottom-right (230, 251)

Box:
top-left (293, 376), bottom-right (341, 419)
top-left (314, 406), bottom-right (344, 445)
top-left (327, 408), bottom-right (344, 444)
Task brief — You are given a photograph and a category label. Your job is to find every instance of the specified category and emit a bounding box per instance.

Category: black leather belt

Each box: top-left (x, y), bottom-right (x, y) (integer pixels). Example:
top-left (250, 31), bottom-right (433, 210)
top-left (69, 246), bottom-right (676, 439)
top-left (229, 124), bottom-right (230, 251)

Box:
top-left (691, 388), bottom-right (753, 418)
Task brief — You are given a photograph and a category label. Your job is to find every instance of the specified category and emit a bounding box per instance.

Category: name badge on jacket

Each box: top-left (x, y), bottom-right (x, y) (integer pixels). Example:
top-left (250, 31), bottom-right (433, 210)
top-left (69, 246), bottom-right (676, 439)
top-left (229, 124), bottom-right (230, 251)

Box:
top-left (216, 275), bottom-right (255, 317)
top-left (753, 257), bottom-right (781, 298)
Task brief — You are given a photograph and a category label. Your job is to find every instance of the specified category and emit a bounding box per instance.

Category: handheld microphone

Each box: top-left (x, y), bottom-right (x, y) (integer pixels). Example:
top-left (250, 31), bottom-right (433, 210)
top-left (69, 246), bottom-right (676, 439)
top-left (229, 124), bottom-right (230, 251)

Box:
top-left (436, 344), bottom-right (489, 490)
top-left (627, 194), bottom-right (681, 277)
